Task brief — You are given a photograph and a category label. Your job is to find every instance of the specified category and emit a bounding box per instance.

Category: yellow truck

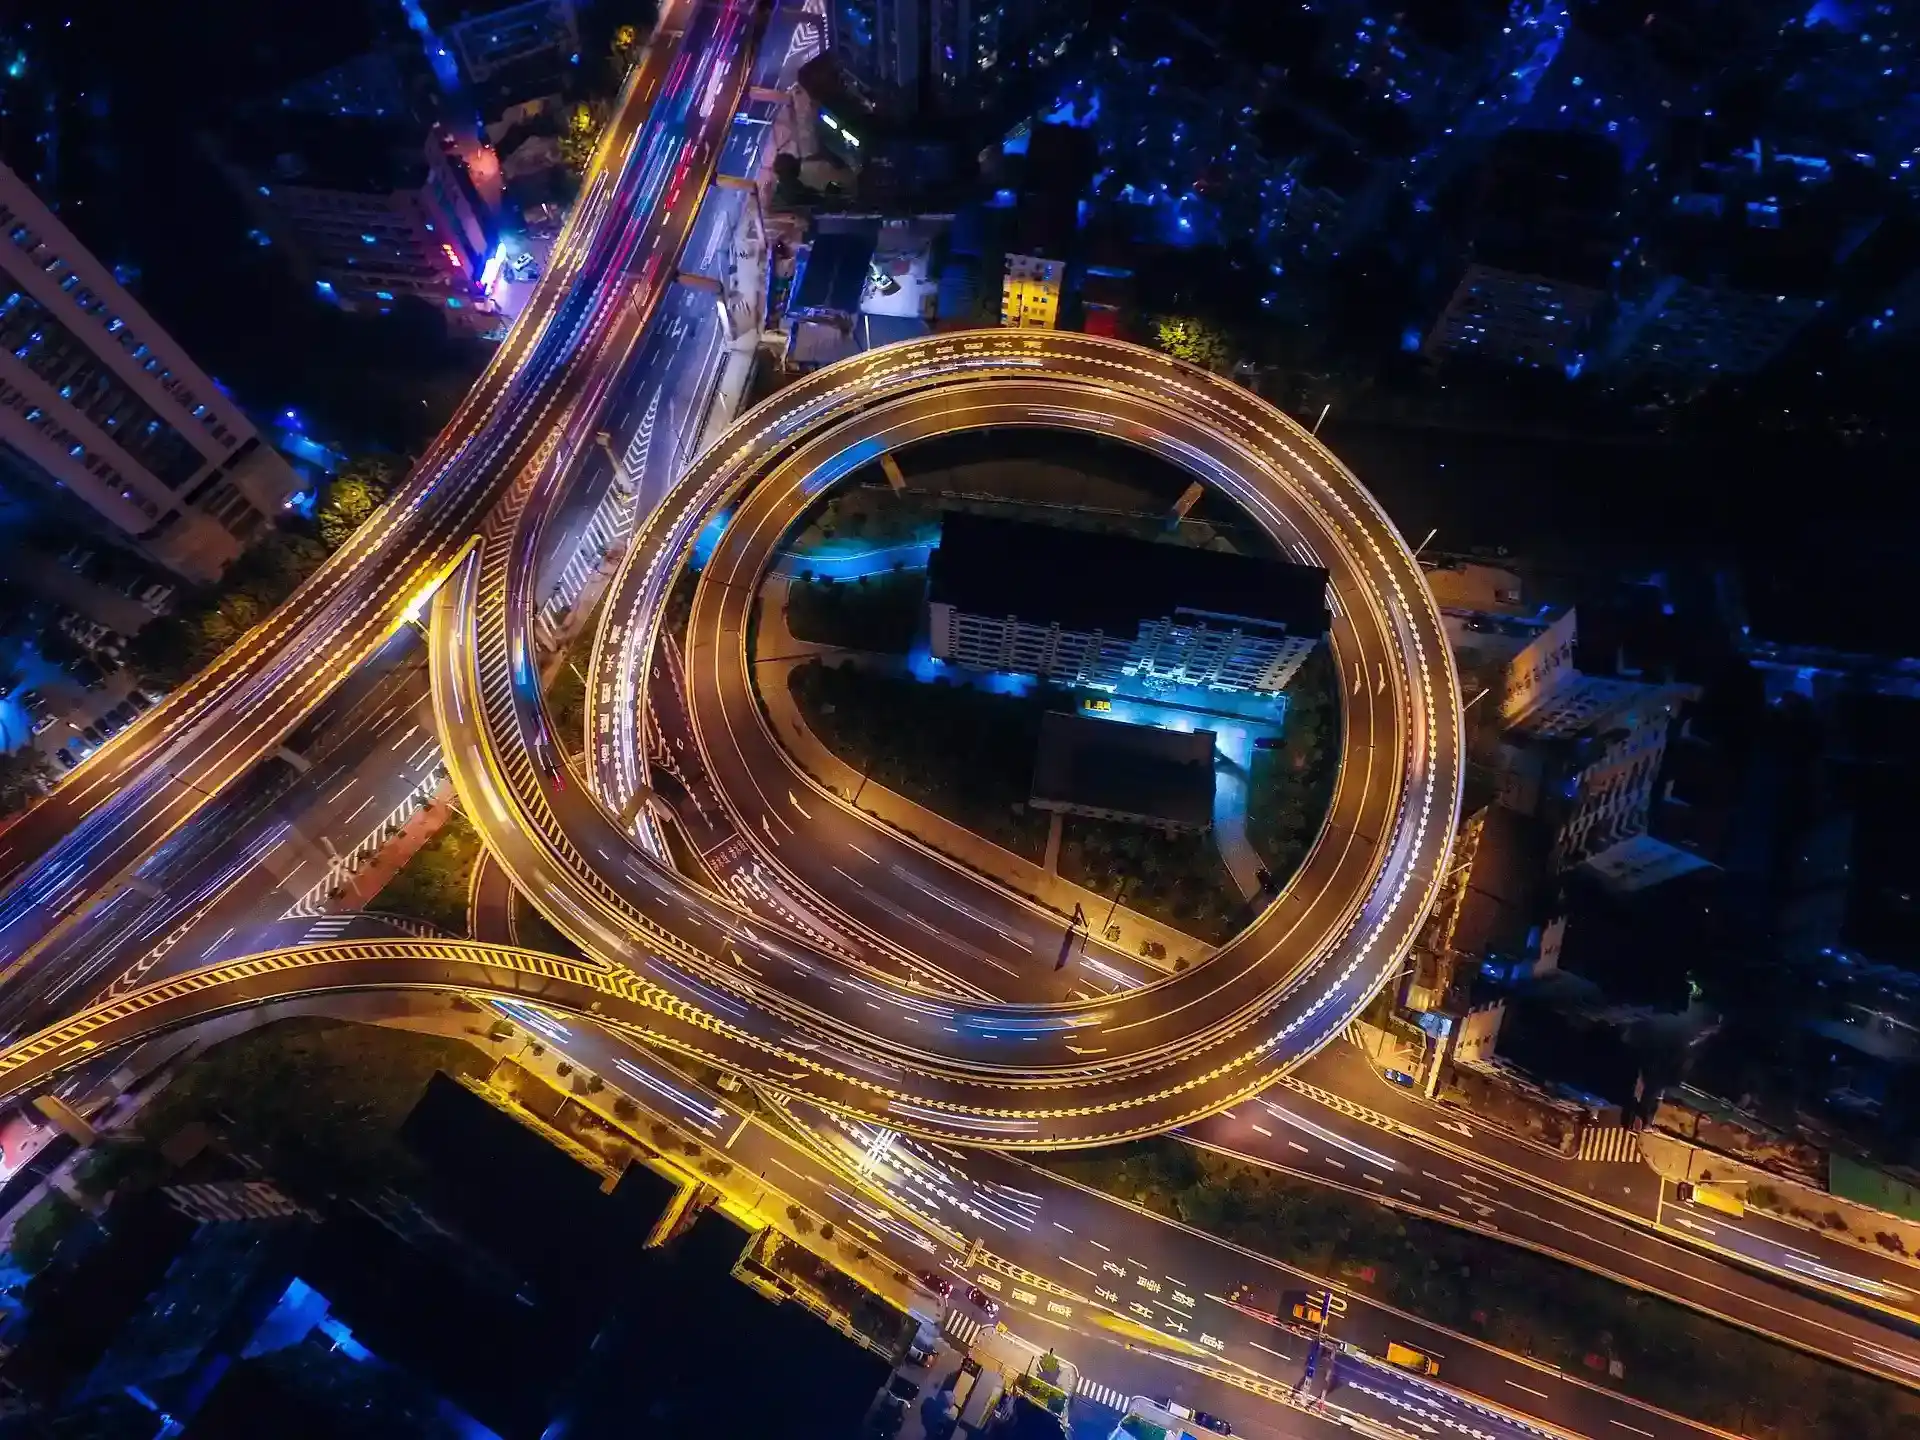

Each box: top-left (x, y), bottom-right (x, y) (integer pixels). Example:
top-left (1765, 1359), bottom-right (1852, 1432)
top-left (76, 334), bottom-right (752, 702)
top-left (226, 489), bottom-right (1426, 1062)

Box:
top-left (1385, 1342), bottom-right (1441, 1377)
top-left (1677, 1181), bottom-right (1746, 1218)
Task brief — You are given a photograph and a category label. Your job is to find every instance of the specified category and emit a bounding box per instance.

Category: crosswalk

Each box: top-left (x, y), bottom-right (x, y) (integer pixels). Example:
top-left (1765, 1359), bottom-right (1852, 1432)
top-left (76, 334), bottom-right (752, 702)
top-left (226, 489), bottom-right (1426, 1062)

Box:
top-left (937, 1307), bottom-right (1127, 1416)
top-left (282, 768), bottom-right (449, 919)
top-left (1075, 1376), bottom-right (1128, 1413)
top-left (1578, 1125), bottom-right (1644, 1163)
top-left (942, 1307), bottom-right (983, 1347)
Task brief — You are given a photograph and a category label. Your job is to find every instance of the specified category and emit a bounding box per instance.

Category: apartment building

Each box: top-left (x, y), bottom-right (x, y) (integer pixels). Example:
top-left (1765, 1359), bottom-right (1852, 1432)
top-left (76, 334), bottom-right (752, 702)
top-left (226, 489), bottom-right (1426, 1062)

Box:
top-left (927, 512), bottom-right (1329, 696)
top-left (0, 161), bottom-right (302, 583)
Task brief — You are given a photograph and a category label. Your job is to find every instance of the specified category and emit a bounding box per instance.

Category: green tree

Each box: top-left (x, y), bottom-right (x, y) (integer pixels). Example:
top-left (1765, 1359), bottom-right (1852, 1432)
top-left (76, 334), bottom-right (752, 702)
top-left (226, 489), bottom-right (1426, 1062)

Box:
top-left (1151, 315), bottom-right (1234, 373)
top-left (559, 103), bottom-right (600, 172)
top-left (0, 748), bottom-right (56, 816)
top-left (8, 1192), bottom-right (83, 1274)
top-left (315, 456), bottom-right (399, 550)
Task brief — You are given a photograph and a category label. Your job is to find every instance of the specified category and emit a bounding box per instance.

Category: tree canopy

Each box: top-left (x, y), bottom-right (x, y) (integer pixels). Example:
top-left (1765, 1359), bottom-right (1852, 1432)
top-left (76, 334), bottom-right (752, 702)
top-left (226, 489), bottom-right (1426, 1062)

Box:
top-left (1150, 315), bottom-right (1234, 373)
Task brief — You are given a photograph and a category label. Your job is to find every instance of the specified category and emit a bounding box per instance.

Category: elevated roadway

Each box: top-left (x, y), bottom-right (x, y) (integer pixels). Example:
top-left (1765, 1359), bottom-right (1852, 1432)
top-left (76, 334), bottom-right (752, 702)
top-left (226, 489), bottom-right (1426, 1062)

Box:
top-left (427, 331), bottom-right (1464, 1145)
top-left (0, 0), bottom-right (741, 1000)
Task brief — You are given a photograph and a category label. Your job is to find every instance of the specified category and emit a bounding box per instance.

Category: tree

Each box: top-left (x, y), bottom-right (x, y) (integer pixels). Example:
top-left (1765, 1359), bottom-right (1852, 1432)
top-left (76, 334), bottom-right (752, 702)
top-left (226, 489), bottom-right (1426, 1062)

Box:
top-left (559, 103), bottom-right (599, 172)
top-left (8, 1192), bottom-right (83, 1274)
top-left (315, 456), bottom-right (399, 550)
top-left (1151, 315), bottom-right (1233, 373)
top-left (0, 748), bottom-right (55, 816)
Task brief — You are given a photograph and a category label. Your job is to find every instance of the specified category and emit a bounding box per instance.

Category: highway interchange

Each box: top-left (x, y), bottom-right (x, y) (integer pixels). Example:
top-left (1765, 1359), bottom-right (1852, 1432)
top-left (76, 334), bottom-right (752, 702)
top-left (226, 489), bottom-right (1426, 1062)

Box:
top-left (0, 2), bottom-right (1915, 1436)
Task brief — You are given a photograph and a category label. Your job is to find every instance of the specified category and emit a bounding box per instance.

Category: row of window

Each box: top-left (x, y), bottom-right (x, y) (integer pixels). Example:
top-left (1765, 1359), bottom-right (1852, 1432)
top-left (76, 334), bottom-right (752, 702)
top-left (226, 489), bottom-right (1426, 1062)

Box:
top-left (0, 374), bottom-right (163, 521)
top-left (0, 289), bottom-right (207, 490)
top-left (0, 201), bottom-right (237, 451)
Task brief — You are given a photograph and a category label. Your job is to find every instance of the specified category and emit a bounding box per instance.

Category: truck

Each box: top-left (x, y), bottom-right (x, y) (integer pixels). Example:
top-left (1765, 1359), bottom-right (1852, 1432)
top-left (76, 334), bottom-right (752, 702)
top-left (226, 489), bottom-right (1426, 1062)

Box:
top-left (1676, 1181), bottom-right (1746, 1218)
top-left (1384, 1342), bottom-right (1441, 1377)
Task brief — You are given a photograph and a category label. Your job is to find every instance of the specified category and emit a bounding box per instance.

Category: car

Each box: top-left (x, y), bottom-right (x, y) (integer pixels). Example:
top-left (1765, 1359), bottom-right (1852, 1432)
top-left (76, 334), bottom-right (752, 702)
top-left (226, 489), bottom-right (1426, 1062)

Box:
top-left (54, 747), bottom-right (76, 771)
top-left (81, 725), bottom-right (102, 744)
top-left (917, 1270), bottom-right (953, 1299)
top-left (1160, 1399), bottom-right (1233, 1435)
top-left (902, 1341), bottom-right (935, 1368)
top-left (965, 1286), bottom-right (999, 1318)
top-left (125, 689), bottom-right (152, 713)
top-left (886, 1374), bottom-right (919, 1403)
top-left (1287, 1289), bottom-right (1346, 1327)
top-left (1384, 1341), bottom-right (1440, 1377)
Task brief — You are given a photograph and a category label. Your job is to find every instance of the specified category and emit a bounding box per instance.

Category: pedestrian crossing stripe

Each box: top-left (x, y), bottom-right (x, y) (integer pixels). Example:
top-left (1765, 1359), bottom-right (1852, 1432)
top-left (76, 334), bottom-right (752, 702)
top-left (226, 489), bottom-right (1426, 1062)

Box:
top-left (1577, 1126), bottom-right (1643, 1164)
top-left (1075, 1377), bottom-right (1127, 1412)
top-left (943, 1309), bottom-right (981, 1346)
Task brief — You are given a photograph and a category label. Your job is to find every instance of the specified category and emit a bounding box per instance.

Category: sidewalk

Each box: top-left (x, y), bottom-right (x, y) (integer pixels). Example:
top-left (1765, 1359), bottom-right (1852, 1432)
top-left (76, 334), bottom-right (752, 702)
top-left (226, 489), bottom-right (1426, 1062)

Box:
top-left (328, 788), bottom-right (459, 913)
top-left (750, 577), bottom-right (1199, 973)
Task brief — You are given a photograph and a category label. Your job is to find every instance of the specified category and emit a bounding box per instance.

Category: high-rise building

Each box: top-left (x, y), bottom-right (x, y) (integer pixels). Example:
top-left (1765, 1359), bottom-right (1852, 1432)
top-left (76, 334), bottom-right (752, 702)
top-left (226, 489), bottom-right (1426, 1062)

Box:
top-left (828, 0), bottom-right (1065, 118)
top-left (1423, 130), bottom-right (1624, 374)
top-left (0, 161), bottom-right (303, 583)
top-left (209, 114), bottom-right (501, 334)
top-left (431, 0), bottom-right (582, 84)
top-left (927, 513), bottom-right (1329, 696)
top-left (1493, 611), bottom-right (1696, 868)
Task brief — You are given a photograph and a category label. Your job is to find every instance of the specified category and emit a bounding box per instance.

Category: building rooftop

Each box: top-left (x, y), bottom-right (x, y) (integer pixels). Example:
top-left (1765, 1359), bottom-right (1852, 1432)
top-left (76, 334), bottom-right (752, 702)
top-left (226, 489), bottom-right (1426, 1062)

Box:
top-left (1466, 129), bottom-right (1624, 289)
top-left (792, 228), bottom-right (878, 317)
top-left (1030, 712), bottom-right (1215, 831)
top-left (1452, 805), bottom-right (1556, 967)
top-left (928, 511), bottom-right (1330, 637)
top-left (218, 111), bottom-right (430, 194)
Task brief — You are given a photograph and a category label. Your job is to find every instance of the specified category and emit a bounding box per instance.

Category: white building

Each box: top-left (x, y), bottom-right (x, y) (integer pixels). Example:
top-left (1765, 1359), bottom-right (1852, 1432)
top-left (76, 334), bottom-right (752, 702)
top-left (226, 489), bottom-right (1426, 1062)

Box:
top-left (0, 161), bottom-right (303, 583)
top-left (927, 513), bottom-right (1328, 696)
top-left (1495, 610), bottom-right (1696, 868)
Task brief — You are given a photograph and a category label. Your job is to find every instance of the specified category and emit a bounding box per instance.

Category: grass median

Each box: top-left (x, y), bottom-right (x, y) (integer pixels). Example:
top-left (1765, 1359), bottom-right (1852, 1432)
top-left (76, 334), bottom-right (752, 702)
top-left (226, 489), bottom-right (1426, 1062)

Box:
top-left (1042, 1138), bottom-right (1920, 1439)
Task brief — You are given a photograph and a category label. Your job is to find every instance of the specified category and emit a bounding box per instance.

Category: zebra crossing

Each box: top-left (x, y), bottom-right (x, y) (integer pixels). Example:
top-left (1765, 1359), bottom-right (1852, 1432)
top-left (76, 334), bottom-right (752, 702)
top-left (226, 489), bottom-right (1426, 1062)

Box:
top-left (1075, 1376), bottom-right (1128, 1413)
top-left (282, 768), bottom-right (448, 919)
top-left (941, 1307), bottom-right (983, 1347)
top-left (1577, 1125), bottom-right (1644, 1163)
top-left (534, 388), bottom-right (654, 646)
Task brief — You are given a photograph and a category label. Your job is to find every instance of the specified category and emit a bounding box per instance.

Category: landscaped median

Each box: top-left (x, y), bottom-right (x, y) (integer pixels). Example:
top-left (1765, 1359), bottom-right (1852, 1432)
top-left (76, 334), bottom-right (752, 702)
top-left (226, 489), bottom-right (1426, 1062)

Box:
top-left (1042, 1138), bottom-right (1920, 1440)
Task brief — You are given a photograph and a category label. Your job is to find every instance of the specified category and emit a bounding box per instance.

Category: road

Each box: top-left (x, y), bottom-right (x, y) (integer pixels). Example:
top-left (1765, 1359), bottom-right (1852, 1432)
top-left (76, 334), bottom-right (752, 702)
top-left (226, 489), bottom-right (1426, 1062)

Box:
top-left (0, 0), bottom-right (1907, 1429)
top-left (0, 0), bottom-right (731, 979)
top-left (455, 1001), bottom-right (1737, 1440)
top-left (430, 333), bottom-right (1462, 1147)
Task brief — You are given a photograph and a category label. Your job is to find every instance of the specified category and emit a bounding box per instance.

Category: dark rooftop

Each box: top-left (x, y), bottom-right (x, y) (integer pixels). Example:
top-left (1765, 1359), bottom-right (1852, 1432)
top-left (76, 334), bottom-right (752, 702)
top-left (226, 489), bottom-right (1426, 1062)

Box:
top-left (217, 112), bottom-right (430, 194)
top-left (1030, 712), bottom-right (1216, 831)
top-left (792, 228), bottom-right (879, 316)
top-left (1452, 806), bottom-right (1556, 964)
top-left (928, 511), bottom-right (1330, 637)
top-left (1468, 129), bottom-right (1624, 288)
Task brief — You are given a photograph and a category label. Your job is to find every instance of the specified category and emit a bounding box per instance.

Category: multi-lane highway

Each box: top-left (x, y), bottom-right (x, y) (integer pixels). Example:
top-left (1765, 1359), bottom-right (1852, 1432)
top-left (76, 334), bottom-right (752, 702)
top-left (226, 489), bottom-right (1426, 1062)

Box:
top-left (0, 0), bottom-right (1914, 1435)
top-left (424, 331), bottom-right (1463, 1145)
top-left (0, 0), bottom-right (740, 984)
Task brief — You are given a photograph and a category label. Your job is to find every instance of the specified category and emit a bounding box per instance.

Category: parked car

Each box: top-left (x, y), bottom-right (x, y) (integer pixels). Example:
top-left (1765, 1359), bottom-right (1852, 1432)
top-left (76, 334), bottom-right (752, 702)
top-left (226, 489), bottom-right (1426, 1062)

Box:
top-left (125, 689), bottom-right (152, 713)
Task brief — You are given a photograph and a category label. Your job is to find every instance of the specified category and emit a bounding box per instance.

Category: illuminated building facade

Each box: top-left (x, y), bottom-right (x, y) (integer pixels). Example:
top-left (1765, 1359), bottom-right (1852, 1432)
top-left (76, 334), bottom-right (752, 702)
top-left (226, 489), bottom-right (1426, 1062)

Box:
top-left (0, 161), bottom-right (301, 583)
top-left (999, 252), bottom-right (1063, 328)
top-left (927, 513), bottom-right (1329, 696)
top-left (211, 114), bottom-right (502, 334)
